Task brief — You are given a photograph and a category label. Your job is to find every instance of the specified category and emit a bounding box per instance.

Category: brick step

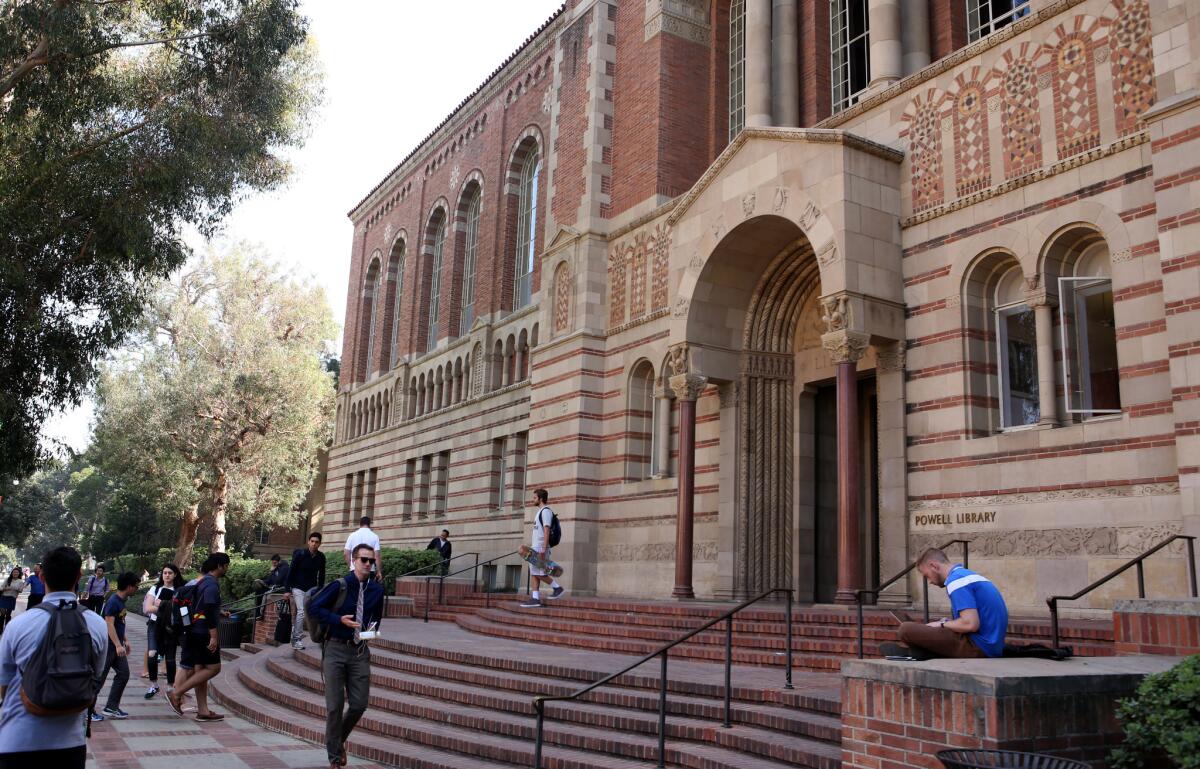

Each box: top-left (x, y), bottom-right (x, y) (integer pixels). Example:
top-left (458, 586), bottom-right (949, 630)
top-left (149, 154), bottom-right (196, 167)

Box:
top-left (290, 645), bottom-right (842, 745)
top-left (454, 612), bottom-right (844, 670)
top-left (209, 653), bottom-right (527, 769)
top-left (237, 649), bottom-right (831, 769)
top-left (370, 630), bottom-right (839, 713)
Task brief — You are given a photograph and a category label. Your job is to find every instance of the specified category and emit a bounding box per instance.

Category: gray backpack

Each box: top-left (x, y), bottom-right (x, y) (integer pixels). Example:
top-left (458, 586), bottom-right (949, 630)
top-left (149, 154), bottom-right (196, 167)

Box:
top-left (305, 579), bottom-right (347, 645)
top-left (20, 600), bottom-right (99, 716)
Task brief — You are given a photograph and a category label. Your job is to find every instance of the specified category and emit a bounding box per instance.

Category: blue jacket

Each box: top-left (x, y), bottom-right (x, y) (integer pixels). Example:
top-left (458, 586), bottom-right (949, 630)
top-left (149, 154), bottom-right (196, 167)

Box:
top-left (310, 574), bottom-right (384, 642)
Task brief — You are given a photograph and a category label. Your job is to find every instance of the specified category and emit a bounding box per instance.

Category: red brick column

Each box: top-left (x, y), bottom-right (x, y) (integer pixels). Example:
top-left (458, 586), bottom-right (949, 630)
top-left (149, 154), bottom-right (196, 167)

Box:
top-left (670, 372), bottom-right (706, 600)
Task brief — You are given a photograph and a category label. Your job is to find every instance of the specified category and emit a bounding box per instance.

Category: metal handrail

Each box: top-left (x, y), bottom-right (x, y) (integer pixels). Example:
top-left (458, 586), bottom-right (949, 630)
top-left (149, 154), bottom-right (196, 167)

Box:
top-left (423, 551), bottom-right (520, 622)
top-left (854, 539), bottom-right (970, 659)
top-left (396, 551), bottom-right (479, 581)
top-left (531, 588), bottom-right (794, 769)
top-left (1048, 534), bottom-right (1197, 648)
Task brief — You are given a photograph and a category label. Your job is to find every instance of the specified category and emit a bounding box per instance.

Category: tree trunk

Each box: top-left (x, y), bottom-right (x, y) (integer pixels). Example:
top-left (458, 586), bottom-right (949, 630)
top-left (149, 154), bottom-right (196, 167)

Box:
top-left (174, 503), bottom-right (201, 569)
top-left (209, 470), bottom-right (228, 554)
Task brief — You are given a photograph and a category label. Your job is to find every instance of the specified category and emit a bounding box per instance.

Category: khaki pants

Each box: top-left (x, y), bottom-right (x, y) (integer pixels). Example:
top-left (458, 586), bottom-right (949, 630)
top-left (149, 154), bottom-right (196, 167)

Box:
top-left (899, 622), bottom-right (986, 659)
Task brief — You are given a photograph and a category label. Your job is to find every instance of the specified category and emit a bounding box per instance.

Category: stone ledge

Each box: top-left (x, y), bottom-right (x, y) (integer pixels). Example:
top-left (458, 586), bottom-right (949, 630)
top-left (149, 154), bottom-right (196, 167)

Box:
top-left (1114, 597), bottom-right (1200, 616)
top-left (841, 655), bottom-right (1179, 698)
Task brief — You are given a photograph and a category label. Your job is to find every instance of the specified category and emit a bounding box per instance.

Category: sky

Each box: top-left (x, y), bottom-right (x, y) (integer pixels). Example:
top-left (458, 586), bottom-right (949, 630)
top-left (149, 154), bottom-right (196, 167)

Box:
top-left (41, 0), bottom-right (566, 454)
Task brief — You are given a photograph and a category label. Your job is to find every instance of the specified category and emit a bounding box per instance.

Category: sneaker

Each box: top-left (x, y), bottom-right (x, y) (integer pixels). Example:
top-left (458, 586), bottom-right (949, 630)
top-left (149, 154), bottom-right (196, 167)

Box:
top-left (548, 586), bottom-right (565, 600)
top-left (102, 707), bottom-right (129, 720)
top-left (519, 601), bottom-right (547, 608)
top-left (144, 685), bottom-right (159, 700)
top-left (292, 640), bottom-right (306, 650)
top-left (89, 712), bottom-right (105, 722)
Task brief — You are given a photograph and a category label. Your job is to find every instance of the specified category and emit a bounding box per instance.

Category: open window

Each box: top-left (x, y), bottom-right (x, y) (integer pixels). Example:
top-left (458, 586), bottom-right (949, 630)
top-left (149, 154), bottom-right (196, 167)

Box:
top-left (1055, 240), bottom-right (1120, 417)
top-left (994, 265), bottom-right (1040, 428)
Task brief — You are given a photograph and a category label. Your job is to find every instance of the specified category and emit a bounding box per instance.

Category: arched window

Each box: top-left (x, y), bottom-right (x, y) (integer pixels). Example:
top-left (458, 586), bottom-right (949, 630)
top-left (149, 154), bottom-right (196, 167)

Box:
top-left (459, 186), bottom-right (482, 336)
top-left (388, 239), bottom-right (406, 368)
top-left (728, 0), bottom-right (746, 141)
top-left (627, 361), bottom-right (655, 480)
top-left (513, 146), bottom-right (541, 310)
top-left (425, 211), bottom-right (447, 352)
top-left (359, 255), bottom-right (382, 382)
top-left (993, 265), bottom-right (1039, 428)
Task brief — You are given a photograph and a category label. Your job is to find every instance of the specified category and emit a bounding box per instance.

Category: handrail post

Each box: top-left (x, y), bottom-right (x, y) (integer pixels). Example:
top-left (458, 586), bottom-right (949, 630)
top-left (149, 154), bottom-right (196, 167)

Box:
top-left (723, 616), bottom-right (732, 728)
top-left (657, 651), bottom-right (668, 769)
top-left (1049, 597), bottom-right (1060, 649)
top-left (473, 553), bottom-right (479, 595)
top-left (533, 699), bottom-right (545, 769)
top-left (856, 593), bottom-right (865, 660)
top-left (423, 578), bottom-right (430, 623)
top-left (784, 589), bottom-right (793, 689)
top-left (1136, 560), bottom-right (1145, 599)
top-left (922, 579), bottom-right (930, 623)
top-left (962, 540), bottom-right (969, 570)
top-left (438, 575), bottom-right (446, 605)
top-left (1189, 537), bottom-right (1198, 598)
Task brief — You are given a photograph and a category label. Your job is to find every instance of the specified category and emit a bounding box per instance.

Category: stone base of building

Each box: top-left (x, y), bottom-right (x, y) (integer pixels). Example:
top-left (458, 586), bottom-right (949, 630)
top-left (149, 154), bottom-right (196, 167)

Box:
top-left (840, 656), bottom-right (1180, 769)
top-left (1114, 598), bottom-right (1200, 656)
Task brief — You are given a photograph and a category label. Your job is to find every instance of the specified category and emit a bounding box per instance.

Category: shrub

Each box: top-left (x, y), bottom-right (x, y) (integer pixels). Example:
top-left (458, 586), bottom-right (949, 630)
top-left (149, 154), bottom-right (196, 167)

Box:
top-left (1110, 655), bottom-right (1200, 769)
top-left (221, 556), bottom-right (273, 603)
top-left (324, 548), bottom-right (442, 596)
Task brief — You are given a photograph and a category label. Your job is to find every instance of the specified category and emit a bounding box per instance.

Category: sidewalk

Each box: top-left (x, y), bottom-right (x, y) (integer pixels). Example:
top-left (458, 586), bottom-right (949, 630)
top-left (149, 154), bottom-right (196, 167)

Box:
top-left (84, 616), bottom-right (384, 769)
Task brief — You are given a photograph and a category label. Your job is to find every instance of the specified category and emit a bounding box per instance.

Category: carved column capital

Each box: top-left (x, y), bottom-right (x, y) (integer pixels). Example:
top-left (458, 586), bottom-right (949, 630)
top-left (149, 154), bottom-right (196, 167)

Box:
top-left (876, 343), bottom-right (906, 373)
top-left (665, 342), bottom-right (691, 379)
top-left (821, 330), bottom-right (870, 365)
top-left (669, 373), bottom-right (708, 402)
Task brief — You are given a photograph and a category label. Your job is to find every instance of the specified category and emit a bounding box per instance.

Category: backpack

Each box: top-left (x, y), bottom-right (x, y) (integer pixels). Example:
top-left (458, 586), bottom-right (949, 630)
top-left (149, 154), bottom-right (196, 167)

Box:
top-left (19, 600), bottom-right (99, 716)
top-left (273, 600), bottom-right (292, 645)
top-left (305, 579), bottom-right (347, 645)
top-left (163, 579), bottom-right (202, 641)
top-left (540, 507), bottom-right (562, 549)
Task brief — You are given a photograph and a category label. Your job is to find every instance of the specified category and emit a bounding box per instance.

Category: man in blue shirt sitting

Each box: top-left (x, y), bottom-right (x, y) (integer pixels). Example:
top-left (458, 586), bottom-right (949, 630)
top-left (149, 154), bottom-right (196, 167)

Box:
top-left (310, 543), bottom-right (384, 769)
top-left (883, 548), bottom-right (1009, 660)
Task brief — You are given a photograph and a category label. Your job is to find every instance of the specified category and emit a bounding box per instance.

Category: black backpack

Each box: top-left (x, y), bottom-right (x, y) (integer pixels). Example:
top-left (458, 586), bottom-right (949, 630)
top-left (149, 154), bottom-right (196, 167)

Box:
top-left (541, 508), bottom-right (562, 548)
top-left (163, 579), bottom-right (202, 640)
top-left (305, 579), bottom-right (347, 645)
top-left (20, 600), bottom-right (99, 716)
top-left (273, 600), bottom-right (292, 645)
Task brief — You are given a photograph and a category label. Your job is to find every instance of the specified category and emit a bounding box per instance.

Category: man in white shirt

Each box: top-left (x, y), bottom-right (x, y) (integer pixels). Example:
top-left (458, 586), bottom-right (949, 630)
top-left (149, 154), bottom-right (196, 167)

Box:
top-left (520, 489), bottom-right (565, 608)
top-left (343, 516), bottom-right (382, 582)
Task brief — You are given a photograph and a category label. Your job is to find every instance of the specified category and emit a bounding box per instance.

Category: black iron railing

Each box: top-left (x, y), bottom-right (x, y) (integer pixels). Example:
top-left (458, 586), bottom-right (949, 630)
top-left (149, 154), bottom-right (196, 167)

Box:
top-left (399, 550), bottom-right (479, 602)
top-left (530, 588), bottom-right (794, 769)
top-left (423, 551), bottom-right (522, 622)
top-left (854, 539), bottom-right (970, 659)
top-left (1048, 534), bottom-right (1197, 648)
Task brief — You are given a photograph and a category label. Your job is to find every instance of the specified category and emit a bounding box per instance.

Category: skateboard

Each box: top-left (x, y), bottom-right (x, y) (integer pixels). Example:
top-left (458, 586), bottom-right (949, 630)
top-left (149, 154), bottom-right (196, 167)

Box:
top-left (518, 545), bottom-right (564, 577)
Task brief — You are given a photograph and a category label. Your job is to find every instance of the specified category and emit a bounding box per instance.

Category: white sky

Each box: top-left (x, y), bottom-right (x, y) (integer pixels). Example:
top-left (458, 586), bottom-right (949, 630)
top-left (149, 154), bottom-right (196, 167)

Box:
top-left (41, 0), bottom-right (565, 455)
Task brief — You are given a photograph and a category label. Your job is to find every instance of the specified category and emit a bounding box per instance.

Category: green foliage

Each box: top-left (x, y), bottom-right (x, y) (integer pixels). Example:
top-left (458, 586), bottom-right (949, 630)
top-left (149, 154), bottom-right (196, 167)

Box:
top-left (222, 557), bottom-right (272, 602)
top-left (325, 548), bottom-right (442, 597)
top-left (4, 460), bottom-right (90, 561)
top-left (0, 0), bottom-right (323, 481)
top-left (1110, 655), bottom-right (1200, 769)
top-left (68, 463), bottom-right (169, 561)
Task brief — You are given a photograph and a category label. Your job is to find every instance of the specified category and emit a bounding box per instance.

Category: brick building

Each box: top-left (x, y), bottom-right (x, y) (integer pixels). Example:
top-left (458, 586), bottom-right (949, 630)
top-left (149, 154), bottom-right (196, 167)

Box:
top-left (327, 0), bottom-right (1200, 614)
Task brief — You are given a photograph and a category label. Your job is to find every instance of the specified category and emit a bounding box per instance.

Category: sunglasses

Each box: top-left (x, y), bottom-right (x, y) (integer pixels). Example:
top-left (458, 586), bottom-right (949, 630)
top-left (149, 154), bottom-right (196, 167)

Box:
top-left (358, 557), bottom-right (376, 565)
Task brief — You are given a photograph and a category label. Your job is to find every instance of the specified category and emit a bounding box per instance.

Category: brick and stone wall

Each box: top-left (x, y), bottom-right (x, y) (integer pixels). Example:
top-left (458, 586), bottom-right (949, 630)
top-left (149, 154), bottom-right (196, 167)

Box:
top-left (1113, 597), bottom-right (1200, 656)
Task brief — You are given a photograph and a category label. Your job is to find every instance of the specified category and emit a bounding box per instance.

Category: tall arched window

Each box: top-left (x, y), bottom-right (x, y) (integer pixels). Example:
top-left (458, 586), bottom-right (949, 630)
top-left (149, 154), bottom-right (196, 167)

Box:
top-left (388, 240), bottom-right (406, 368)
top-left (425, 212), bottom-right (447, 352)
top-left (626, 361), bottom-right (655, 480)
top-left (729, 0), bottom-right (746, 141)
top-left (360, 255), bottom-right (382, 382)
top-left (993, 265), bottom-right (1039, 428)
top-left (459, 187), bottom-right (482, 336)
top-left (513, 147), bottom-right (541, 310)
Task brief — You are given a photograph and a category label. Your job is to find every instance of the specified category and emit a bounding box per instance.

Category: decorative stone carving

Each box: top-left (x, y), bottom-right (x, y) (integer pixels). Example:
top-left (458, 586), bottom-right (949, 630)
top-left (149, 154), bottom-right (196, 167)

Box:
top-left (1037, 71), bottom-right (1053, 89)
top-left (666, 343), bottom-right (690, 378)
top-left (798, 201), bottom-right (821, 231)
top-left (772, 187), bottom-right (789, 213)
top-left (598, 541), bottom-right (717, 563)
top-left (718, 382), bottom-right (739, 408)
top-left (816, 241), bottom-right (840, 267)
top-left (909, 522), bottom-right (1185, 560)
top-left (644, 0), bottom-right (712, 44)
top-left (876, 344), bottom-right (906, 373)
top-left (820, 294), bottom-right (852, 332)
top-left (944, 294), bottom-right (962, 309)
top-left (542, 85), bottom-right (553, 114)
top-left (1111, 248), bottom-right (1134, 263)
top-left (672, 295), bottom-right (689, 317)
top-left (383, 223), bottom-right (393, 244)
top-left (821, 330), bottom-right (870, 364)
top-left (688, 251), bottom-right (704, 271)
top-left (711, 216), bottom-right (725, 242)
top-left (742, 192), bottom-right (757, 218)
top-left (742, 352), bottom-right (792, 380)
top-left (1094, 44), bottom-right (1109, 64)
top-left (449, 164), bottom-right (460, 190)
top-left (669, 372), bottom-right (707, 401)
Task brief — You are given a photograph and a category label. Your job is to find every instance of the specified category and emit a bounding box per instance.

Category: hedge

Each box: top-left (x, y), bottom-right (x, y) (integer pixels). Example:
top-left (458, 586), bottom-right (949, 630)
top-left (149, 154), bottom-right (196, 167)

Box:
top-left (325, 548), bottom-right (442, 596)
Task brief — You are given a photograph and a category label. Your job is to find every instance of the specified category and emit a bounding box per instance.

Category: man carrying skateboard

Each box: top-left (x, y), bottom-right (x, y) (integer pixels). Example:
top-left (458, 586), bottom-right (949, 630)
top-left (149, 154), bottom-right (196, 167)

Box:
top-left (520, 489), bottom-right (565, 608)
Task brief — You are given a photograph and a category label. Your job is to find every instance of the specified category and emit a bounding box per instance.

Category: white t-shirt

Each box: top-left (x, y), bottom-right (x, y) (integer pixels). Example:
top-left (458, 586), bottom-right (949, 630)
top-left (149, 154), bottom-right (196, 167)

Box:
top-left (531, 507), bottom-right (553, 551)
top-left (344, 526), bottom-right (381, 556)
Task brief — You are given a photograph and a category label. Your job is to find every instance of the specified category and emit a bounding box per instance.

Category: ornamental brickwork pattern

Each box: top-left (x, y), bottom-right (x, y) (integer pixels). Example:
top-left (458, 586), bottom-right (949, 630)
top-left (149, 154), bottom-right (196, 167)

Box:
top-left (1108, 0), bottom-right (1155, 137)
top-left (1047, 17), bottom-right (1104, 159)
top-left (999, 46), bottom-right (1042, 179)
top-left (951, 68), bottom-right (992, 197)
top-left (902, 91), bottom-right (946, 213)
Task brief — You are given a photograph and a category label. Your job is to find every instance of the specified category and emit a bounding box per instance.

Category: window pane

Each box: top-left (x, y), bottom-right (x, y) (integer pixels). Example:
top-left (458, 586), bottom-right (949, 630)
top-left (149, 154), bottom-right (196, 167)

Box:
top-left (514, 149), bottom-right (540, 310)
top-left (967, 0), bottom-right (1029, 42)
top-left (428, 221), bottom-right (445, 349)
top-left (365, 271), bottom-right (380, 378)
top-left (728, 0), bottom-right (746, 141)
top-left (1000, 307), bottom-right (1039, 427)
top-left (1061, 278), bottom-right (1120, 413)
top-left (830, 0), bottom-right (870, 113)
top-left (390, 253), bottom-right (404, 367)
top-left (460, 193), bottom-right (480, 336)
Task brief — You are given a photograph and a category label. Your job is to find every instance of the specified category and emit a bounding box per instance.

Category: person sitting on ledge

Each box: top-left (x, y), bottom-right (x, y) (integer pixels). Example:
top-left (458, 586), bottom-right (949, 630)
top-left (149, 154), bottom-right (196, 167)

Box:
top-left (881, 548), bottom-right (1009, 660)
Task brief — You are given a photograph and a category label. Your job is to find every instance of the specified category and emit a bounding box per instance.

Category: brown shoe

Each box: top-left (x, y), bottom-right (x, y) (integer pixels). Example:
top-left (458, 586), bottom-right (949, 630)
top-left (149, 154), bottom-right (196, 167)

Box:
top-left (166, 691), bottom-right (185, 717)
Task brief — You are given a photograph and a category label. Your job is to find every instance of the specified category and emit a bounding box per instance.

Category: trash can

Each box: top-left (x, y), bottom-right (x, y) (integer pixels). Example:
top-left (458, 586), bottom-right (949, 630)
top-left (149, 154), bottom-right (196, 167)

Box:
top-left (217, 613), bottom-right (244, 649)
top-left (937, 750), bottom-right (1091, 769)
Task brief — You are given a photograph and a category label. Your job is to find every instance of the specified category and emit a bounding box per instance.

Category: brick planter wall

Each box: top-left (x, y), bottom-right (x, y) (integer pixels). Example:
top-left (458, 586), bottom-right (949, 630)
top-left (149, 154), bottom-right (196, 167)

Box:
top-left (252, 594), bottom-right (290, 645)
top-left (1113, 598), bottom-right (1200, 656)
top-left (841, 657), bottom-right (1180, 769)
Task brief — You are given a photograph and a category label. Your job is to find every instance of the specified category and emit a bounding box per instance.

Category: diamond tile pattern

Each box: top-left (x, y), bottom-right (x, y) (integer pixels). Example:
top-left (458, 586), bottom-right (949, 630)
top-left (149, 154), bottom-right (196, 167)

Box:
top-left (954, 82), bottom-right (991, 196)
top-left (1112, 0), bottom-right (1155, 136)
top-left (1053, 37), bottom-right (1100, 158)
top-left (1002, 58), bottom-right (1042, 179)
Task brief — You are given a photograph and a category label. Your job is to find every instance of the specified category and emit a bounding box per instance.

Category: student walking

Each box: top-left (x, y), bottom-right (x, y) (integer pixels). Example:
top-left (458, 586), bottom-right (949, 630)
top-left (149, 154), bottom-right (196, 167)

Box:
top-left (24, 566), bottom-right (44, 609)
top-left (80, 565), bottom-right (109, 613)
top-left (286, 533), bottom-right (327, 650)
top-left (343, 517), bottom-right (382, 581)
top-left (143, 563), bottom-right (182, 700)
top-left (310, 543), bottom-right (384, 769)
top-left (520, 489), bottom-right (565, 608)
top-left (0, 547), bottom-right (107, 769)
top-left (89, 571), bottom-right (139, 721)
top-left (0, 568), bottom-right (24, 636)
top-left (167, 553), bottom-right (230, 722)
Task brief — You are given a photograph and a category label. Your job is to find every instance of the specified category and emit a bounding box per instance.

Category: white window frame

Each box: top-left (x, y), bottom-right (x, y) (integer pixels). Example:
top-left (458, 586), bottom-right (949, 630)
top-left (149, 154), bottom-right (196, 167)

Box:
top-left (966, 0), bottom-right (1030, 43)
top-left (427, 219), bottom-right (446, 350)
top-left (728, 0), bottom-right (746, 141)
top-left (1058, 276), bottom-right (1122, 417)
top-left (364, 269), bottom-right (381, 379)
top-left (460, 191), bottom-right (481, 336)
top-left (830, 0), bottom-right (870, 114)
top-left (513, 149), bottom-right (540, 311)
top-left (995, 302), bottom-right (1039, 430)
top-left (389, 247), bottom-right (405, 368)
top-left (495, 437), bottom-right (508, 511)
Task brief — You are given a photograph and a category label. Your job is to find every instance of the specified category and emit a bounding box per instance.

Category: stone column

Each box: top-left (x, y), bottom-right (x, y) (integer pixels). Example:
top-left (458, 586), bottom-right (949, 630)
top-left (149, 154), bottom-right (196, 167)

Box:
top-left (822, 328), bottom-right (869, 605)
top-left (771, 0), bottom-right (799, 125)
top-left (746, 0), bottom-right (772, 127)
top-left (670, 372), bottom-right (707, 599)
top-left (867, 0), bottom-right (902, 90)
top-left (900, 0), bottom-right (931, 75)
top-left (653, 385), bottom-right (672, 477)
top-left (1032, 298), bottom-right (1059, 426)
